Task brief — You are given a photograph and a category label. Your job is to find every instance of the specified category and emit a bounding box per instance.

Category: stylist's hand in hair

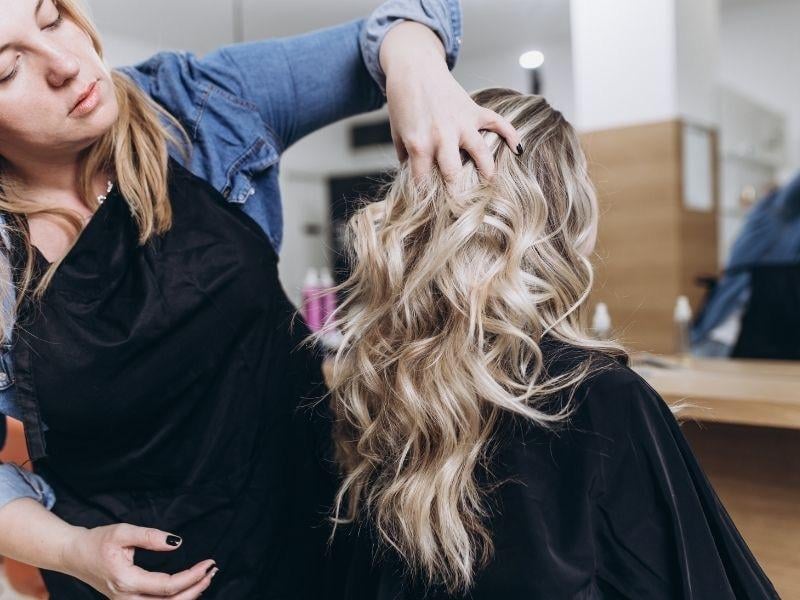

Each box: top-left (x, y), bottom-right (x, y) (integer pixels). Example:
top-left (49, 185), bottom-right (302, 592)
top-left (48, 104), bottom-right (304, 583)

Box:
top-left (380, 21), bottom-right (521, 183)
top-left (63, 524), bottom-right (217, 599)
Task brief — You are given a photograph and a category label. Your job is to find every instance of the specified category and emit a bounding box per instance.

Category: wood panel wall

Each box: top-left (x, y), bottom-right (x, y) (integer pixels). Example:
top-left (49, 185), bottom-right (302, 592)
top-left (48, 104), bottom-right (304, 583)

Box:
top-left (581, 121), bottom-right (718, 353)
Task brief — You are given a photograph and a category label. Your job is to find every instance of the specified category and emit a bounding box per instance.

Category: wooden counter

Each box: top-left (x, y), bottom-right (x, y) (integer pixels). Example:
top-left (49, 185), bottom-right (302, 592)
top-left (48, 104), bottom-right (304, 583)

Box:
top-left (633, 354), bottom-right (800, 430)
top-left (635, 355), bottom-right (800, 600)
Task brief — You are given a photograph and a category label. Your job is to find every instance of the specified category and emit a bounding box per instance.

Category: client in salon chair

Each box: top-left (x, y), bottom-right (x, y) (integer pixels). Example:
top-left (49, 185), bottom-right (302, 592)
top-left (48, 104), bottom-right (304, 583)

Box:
top-left (322, 88), bottom-right (780, 600)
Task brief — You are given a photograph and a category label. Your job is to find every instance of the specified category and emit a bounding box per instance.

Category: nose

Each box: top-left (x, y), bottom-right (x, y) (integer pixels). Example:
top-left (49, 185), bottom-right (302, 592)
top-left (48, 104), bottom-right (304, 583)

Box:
top-left (43, 45), bottom-right (80, 88)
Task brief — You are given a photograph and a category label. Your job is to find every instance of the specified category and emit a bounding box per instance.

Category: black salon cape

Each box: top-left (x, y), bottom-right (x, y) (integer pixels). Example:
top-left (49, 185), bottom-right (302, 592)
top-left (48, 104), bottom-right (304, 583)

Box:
top-left (333, 344), bottom-right (780, 599)
top-left (10, 159), bottom-right (336, 599)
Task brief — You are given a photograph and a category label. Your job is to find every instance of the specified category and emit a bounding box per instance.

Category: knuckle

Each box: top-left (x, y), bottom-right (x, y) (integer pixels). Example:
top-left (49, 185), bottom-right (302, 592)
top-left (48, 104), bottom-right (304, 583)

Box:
top-left (403, 135), bottom-right (430, 155)
top-left (144, 527), bottom-right (159, 544)
top-left (100, 541), bottom-right (119, 563)
top-left (465, 135), bottom-right (486, 151)
top-left (107, 525), bottom-right (123, 542)
top-left (108, 575), bottom-right (128, 594)
top-left (479, 109), bottom-right (499, 124)
top-left (115, 523), bottom-right (133, 541)
top-left (441, 167), bottom-right (459, 181)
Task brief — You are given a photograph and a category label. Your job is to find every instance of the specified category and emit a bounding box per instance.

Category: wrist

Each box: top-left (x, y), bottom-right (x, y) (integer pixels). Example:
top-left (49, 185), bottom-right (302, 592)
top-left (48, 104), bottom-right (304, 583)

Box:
top-left (57, 525), bottom-right (89, 577)
top-left (379, 21), bottom-right (447, 79)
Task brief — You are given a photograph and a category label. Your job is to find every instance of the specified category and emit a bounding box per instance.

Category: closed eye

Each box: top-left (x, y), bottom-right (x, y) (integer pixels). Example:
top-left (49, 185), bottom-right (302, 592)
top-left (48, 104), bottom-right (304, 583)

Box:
top-left (0, 60), bottom-right (19, 84)
top-left (45, 13), bottom-right (64, 31)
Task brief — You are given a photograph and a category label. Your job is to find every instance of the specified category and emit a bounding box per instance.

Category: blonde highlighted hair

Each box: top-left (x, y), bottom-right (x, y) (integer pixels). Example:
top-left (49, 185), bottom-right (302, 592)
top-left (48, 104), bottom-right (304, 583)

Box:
top-left (325, 88), bottom-right (625, 593)
top-left (0, 0), bottom-right (189, 325)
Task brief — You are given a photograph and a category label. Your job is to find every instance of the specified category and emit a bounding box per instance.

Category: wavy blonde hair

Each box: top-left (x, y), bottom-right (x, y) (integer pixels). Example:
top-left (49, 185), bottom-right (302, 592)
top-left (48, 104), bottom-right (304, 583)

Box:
top-left (0, 0), bottom-right (189, 326)
top-left (325, 88), bottom-right (625, 593)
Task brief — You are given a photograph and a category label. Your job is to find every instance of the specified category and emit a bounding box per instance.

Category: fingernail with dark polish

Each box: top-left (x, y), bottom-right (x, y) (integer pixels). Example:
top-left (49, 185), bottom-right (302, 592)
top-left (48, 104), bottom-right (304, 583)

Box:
top-left (166, 535), bottom-right (182, 546)
top-left (516, 143), bottom-right (523, 155)
top-left (205, 563), bottom-right (217, 575)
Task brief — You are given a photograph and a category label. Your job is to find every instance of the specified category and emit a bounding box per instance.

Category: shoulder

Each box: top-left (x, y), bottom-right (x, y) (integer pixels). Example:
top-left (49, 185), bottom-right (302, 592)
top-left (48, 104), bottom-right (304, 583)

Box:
top-left (537, 340), bottom-right (668, 423)
top-left (498, 341), bottom-right (674, 470)
top-left (493, 342), bottom-right (681, 503)
top-left (534, 340), bottom-right (648, 418)
top-left (115, 53), bottom-right (282, 217)
top-left (116, 50), bottom-right (241, 103)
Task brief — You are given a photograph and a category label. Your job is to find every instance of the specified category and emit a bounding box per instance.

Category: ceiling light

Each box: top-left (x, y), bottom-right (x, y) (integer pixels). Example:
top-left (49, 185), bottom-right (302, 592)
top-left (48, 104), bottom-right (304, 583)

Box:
top-left (519, 50), bottom-right (545, 70)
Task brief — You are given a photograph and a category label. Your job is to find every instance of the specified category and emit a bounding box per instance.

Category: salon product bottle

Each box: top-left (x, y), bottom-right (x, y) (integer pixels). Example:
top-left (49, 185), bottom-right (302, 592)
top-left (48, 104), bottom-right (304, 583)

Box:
top-left (591, 302), bottom-right (612, 340)
top-left (674, 295), bottom-right (693, 358)
top-left (319, 268), bottom-right (337, 329)
top-left (301, 268), bottom-right (323, 332)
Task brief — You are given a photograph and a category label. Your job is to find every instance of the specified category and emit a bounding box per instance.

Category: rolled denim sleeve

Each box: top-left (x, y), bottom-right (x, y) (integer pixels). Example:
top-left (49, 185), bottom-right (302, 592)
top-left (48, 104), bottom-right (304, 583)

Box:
top-left (210, 20), bottom-right (385, 152)
top-left (361, 0), bottom-right (463, 93)
top-left (199, 0), bottom-right (462, 150)
top-left (0, 463), bottom-right (55, 513)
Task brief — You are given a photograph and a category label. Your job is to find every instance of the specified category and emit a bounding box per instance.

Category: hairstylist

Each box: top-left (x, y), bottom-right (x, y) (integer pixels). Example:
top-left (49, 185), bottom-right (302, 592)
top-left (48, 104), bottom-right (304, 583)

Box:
top-left (0, 0), bottom-right (520, 598)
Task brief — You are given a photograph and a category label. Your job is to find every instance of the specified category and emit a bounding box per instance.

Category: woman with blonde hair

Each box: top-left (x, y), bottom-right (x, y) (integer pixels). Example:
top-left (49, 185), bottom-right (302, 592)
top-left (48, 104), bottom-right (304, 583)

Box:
top-left (326, 88), bottom-right (779, 599)
top-left (0, 1), bottom-right (523, 598)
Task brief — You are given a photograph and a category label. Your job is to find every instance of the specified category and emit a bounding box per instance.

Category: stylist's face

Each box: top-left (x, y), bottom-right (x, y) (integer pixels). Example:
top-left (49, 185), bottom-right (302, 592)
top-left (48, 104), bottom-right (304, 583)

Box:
top-left (0, 0), bottom-right (118, 163)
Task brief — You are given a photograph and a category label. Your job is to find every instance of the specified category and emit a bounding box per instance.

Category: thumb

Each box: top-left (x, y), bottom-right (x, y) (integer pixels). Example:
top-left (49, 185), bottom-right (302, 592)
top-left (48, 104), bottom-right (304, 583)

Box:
top-left (118, 525), bottom-right (183, 552)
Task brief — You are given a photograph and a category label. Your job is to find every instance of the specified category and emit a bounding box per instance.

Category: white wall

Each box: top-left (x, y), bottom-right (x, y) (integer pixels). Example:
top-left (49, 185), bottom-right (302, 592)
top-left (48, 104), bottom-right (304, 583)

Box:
top-left (676, 0), bottom-right (720, 128)
top-left (570, 0), bottom-right (721, 131)
top-left (101, 32), bottom-right (161, 67)
top-left (570, 0), bottom-right (677, 131)
top-left (718, 0), bottom-right (800, 176)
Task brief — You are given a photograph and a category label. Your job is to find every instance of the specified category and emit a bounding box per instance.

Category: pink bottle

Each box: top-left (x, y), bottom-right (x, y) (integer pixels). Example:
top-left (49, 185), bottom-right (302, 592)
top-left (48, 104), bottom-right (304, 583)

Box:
top-left (301, 268), bottom-right (322, 332)
top-left (319, 268), bottom-right (337, 329)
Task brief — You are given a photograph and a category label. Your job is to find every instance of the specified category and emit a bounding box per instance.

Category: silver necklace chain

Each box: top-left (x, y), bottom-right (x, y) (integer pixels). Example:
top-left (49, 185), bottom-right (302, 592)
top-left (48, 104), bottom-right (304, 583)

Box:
top-left (79, 180), bottom-right (114, 224)
top-left (97, 179), bottom-right (114, 205)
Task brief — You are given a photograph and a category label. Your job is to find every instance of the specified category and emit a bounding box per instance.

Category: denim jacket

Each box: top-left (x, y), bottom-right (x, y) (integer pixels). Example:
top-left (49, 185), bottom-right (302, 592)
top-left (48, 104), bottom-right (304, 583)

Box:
top-left (0, 0), bottom-right (462, 512)
top-left (692, 171), bottom-right (800, 356)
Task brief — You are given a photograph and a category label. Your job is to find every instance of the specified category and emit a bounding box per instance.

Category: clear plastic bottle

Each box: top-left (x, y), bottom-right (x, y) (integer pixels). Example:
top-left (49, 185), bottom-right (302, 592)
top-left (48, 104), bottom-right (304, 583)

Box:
top-left (674, 295), bottom-right (693, 359)
top-left (592, 302), bottom-right (612, 340)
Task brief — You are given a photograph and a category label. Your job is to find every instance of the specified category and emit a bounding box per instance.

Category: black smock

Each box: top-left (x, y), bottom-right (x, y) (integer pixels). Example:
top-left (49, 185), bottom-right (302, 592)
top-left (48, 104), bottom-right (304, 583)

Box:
top-left (10, 159), bottom-right (335, 599)
top-left (337, 344), bottom-right (780, 600)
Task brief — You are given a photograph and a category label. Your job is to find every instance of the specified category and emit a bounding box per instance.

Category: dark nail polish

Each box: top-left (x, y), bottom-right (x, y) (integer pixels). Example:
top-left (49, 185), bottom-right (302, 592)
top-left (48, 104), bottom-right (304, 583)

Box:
top-left (166, 535), bottom-right (182, 547)
top-left (516, 143), bottom-right (523, 155)
top-left (205, 563), bottom-right (217, 575)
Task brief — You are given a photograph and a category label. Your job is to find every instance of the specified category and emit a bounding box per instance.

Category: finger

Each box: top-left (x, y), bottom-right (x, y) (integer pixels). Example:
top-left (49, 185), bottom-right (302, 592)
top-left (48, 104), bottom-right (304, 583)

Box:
top-left (164, 567), bottom-right (218, 600)
top-left (435, 141), bottom-right (463, 184)
top-left (461, 131), bottom-right (495, 179)
top-left (408, 150), bottom-right (434, 184)
top-left (122, 560), bottom-right (216, 597)
top-left (478, 108), bottom-right (521, 154)
top-left (393, 134), bottom-right (409, 163)
top-left (121, 526), bottom-right (182, 552)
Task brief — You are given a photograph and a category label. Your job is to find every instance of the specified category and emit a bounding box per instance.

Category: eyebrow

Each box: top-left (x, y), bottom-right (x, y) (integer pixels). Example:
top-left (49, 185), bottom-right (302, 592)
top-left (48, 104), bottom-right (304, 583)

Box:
top-left (0, 0), bottom-right (47, 56)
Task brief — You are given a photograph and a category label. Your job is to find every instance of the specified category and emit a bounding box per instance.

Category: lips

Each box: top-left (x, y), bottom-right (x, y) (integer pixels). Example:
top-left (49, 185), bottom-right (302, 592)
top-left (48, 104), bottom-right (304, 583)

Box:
top-left (71, 80), bottom-right (97, 113)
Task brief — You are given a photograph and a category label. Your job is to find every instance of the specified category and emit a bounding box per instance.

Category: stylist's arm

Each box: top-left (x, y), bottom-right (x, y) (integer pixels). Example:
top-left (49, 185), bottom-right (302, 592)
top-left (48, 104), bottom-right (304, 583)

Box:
top-left (380, 21), bottom-right (522, 182)
top-left (0, 498), bottom-right (216, 599)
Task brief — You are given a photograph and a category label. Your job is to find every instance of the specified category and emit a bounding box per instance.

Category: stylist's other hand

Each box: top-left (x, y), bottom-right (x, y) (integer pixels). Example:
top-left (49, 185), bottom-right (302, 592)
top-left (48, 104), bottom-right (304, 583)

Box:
top-left (61, 524), bottom-right (217, 599)
top-left (380, 21), bottom-right (521, 183)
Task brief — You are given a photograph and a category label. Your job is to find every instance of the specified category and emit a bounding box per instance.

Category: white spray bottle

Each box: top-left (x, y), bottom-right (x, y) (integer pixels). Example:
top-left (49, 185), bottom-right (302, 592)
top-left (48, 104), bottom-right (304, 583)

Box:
top-left (674, 295), bottom-right (693, 359)
top-left (592, 302), bottom-right (612, 341)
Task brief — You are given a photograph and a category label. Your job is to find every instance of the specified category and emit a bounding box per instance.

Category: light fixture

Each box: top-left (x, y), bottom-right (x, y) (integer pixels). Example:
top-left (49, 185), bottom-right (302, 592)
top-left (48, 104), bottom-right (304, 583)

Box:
top-left (519, 50), bottom-right (545, 70)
